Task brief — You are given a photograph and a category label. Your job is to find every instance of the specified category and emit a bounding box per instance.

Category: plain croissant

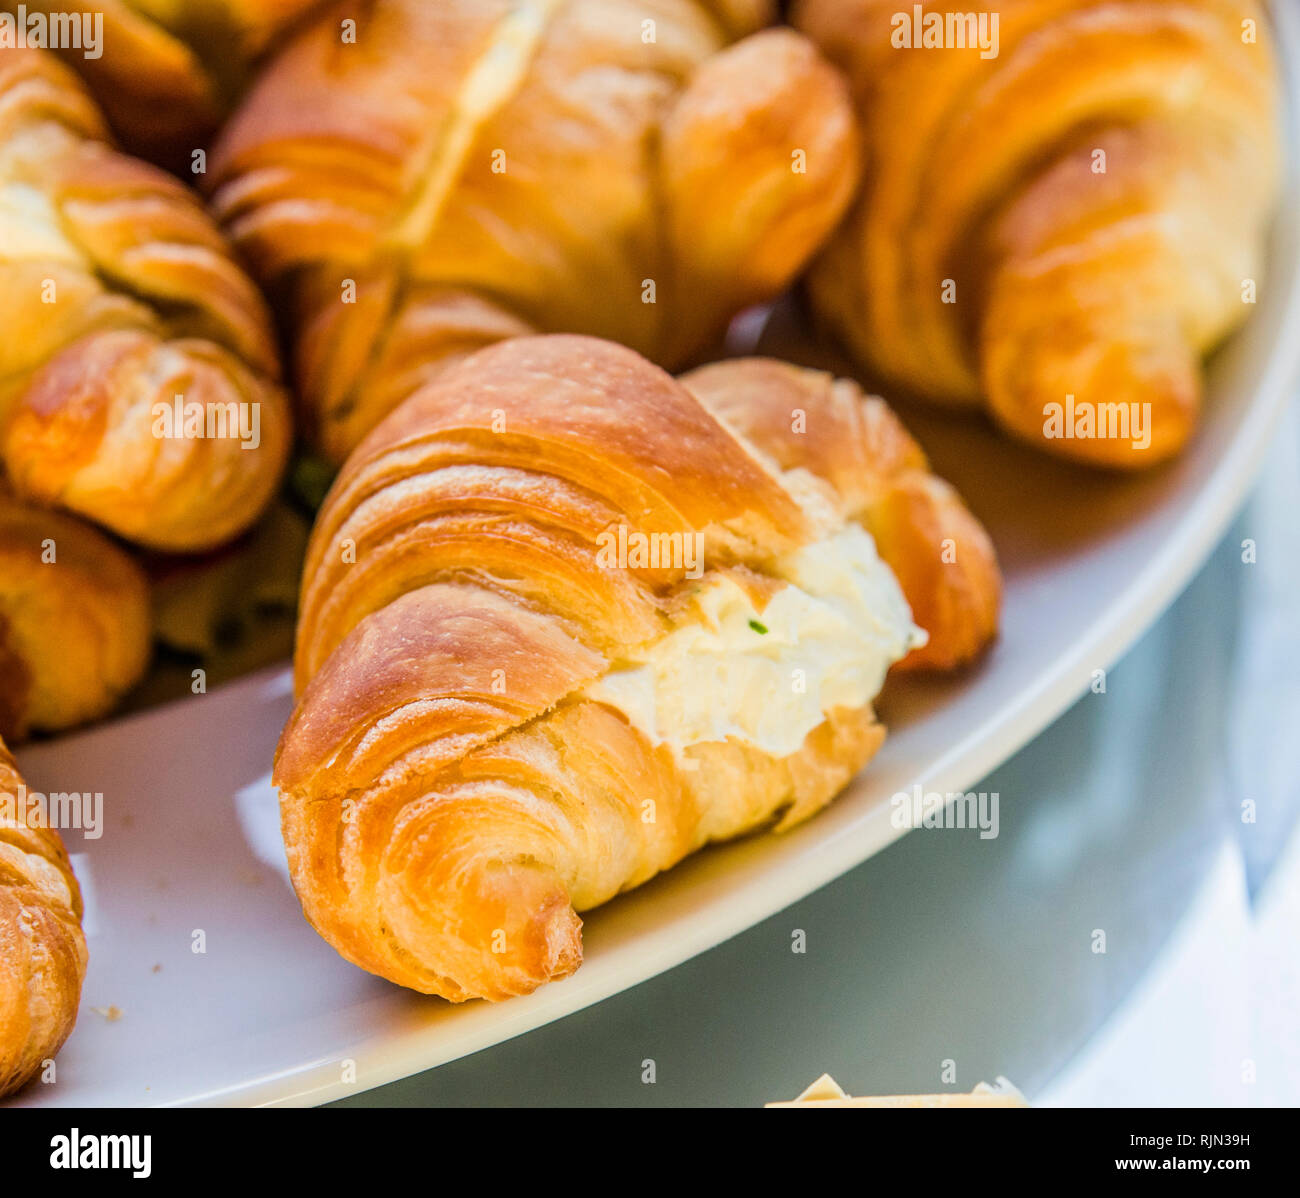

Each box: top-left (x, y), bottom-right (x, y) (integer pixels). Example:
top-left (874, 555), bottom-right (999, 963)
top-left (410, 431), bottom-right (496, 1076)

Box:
top-left (275, 335), bottom-right (999, 1000)
top-left (0, 0), bottom-right (327, 168)
top-left (0, 488), bottom-right (151, 742)
top-left (209, 0), bottom-right (861, 461)
top-left (0, 46), bottom-right (291, 553)
top-left (793, 0), bottom-right (1282, 467)
top-left (0, 736), bottom-right (87, 1095)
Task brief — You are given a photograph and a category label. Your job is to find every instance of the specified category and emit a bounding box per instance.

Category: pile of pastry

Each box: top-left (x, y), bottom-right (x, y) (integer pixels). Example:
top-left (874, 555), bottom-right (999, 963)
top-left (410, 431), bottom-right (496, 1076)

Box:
top-left (0, 0), bottom-right (1281, 1093)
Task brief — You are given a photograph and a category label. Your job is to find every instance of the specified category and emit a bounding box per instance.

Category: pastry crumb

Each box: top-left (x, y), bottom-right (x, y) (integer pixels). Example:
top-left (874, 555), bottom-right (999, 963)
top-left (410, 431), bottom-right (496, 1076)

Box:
top-left (91, 1005), bottom-right (124, 1022)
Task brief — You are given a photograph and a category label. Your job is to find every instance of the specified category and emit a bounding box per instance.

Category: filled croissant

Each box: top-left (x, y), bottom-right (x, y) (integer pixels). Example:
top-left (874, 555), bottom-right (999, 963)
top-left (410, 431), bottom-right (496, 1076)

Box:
top-left (275, 335), bottom-right (1000, 1000)
top-left (792, 0), bottom-right (1282, 467)
top-left (0, 736), bottom-right (87, 1095)
top-left (0, 1), bottom-right (327, 168)
top-left (209, 0), bottom-right (860, 462)
top-left (0, 45), bottom-right (291, 553)
top-left (0, 488), bottom-right (151, 742)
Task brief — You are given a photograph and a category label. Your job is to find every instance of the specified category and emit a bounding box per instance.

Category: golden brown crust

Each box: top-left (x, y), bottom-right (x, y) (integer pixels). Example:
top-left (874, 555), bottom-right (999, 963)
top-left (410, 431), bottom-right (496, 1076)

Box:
top-left (0, 737), bottom-right (87, 1095)
top-left (4, 330), bottom-right (290, 553)
top-left (291, 334), bottom-right (813, 687)
top-left (2, 0), bottom-right (328, 168)
top-left (681, 358), bottom-right (1000, 669)
top-left (293, 281), bottom-right (538, 464)
top-left (793, 0), bottom-right (1282, 467)
top-left (209, 0), bottom-right (859, 461)
top-left (276, 335), bottom-right (1000, 999)
top-left (661, 29), bottom-right (859, 310)
top-left (0, 46), bottom-right (290, 552)
top-left (0, 489), bottom-right (151, 742)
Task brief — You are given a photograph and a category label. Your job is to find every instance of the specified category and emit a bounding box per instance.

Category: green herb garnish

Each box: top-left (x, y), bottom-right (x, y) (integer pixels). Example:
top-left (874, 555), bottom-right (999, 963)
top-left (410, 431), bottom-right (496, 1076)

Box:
top-left (749, 619), bottom-right (769, 635)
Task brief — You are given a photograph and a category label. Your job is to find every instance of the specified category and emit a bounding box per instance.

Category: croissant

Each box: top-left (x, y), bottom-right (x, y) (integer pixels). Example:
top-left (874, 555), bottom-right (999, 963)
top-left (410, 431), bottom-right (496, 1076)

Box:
top-left (0, 736), bottom-right (87, 1095)
top-left (0, 488), bottom-right (151, 742)
top-left (209, 0), bottom-right (860, 462)
top-left (0, 0), bottom-right (327, 168)
top-left (792, 0), bottom-right (1282, 467)
top-left (274, 335), bottom-right (1000, 1000)
top-left (0, 46), bottom-right (291, 553)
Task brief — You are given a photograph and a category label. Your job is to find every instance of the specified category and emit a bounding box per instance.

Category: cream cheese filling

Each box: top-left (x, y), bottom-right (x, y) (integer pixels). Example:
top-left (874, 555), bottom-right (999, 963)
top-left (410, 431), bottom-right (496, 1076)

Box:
top-left (582, 523), bottom-right (925, 759)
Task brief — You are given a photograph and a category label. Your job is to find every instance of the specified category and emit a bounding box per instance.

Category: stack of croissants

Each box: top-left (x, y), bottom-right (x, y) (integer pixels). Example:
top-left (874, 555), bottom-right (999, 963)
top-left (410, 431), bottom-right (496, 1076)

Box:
top-left (0, 0), bottom-right (1282, 1094)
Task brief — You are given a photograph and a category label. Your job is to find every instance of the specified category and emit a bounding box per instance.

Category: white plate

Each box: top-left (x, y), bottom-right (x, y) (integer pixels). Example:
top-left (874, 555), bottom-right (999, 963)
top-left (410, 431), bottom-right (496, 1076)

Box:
top-left (9, 7), bottom-right (1300, 1108)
